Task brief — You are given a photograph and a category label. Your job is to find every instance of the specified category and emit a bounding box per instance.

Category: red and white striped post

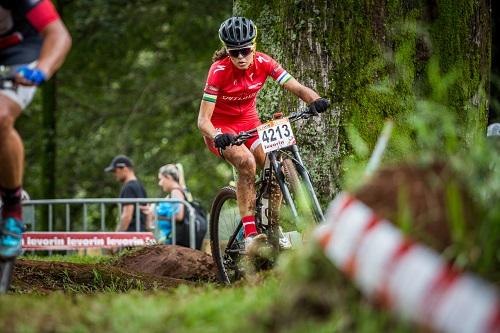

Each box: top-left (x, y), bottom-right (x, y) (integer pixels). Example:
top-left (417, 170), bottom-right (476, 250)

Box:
top-left (314, 193), bottom-right (500, 333)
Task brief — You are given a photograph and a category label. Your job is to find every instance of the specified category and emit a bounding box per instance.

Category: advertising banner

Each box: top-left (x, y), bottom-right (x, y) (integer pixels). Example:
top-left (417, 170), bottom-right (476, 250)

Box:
top-left (22, 232), bottom-right (156, 250)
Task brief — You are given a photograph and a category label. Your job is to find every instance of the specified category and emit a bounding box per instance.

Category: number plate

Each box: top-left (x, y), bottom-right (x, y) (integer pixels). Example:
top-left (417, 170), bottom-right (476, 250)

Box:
top-left (257, 117), bottom-right (296, 153)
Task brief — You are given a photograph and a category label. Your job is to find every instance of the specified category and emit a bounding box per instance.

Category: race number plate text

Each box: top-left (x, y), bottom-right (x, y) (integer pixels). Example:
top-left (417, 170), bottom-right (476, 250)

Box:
top-left (257, 118), bottom-right (296, 153)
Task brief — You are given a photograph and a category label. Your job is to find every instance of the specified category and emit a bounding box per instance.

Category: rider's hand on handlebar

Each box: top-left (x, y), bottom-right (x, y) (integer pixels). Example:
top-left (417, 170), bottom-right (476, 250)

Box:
top-left (308, 98), bottom-right (330, 116)
top-left (15, 66), bottom-right (47, 86)
top-left (214, 133), bottom-right (236, 150)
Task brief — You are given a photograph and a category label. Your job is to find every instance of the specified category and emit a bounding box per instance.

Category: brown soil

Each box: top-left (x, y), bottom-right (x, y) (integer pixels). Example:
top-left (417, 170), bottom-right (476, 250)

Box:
top-left (269, 162), bottom-right (476, 332)
top-left (114, 245), bottom-right (218, 282)
top-left (11, 245), bottom-right (217, 293)
top-left (354, 161), bottom-right (475, 251)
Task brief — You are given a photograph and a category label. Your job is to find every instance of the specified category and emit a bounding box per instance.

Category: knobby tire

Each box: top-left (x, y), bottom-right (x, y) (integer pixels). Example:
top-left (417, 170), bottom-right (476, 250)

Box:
top-left (282, 158), bottom-right (319, 224)
top-left (209, 186), bottom-right (243, 284)
top-left (0, 258), bottom-right (15, 293)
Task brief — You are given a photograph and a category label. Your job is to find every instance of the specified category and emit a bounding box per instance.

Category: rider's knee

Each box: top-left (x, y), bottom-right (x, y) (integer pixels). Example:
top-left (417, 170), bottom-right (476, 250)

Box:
top-left (0, 104), bottom-right (17, 133)
top-left (237, 154), bottom-right (257, 177)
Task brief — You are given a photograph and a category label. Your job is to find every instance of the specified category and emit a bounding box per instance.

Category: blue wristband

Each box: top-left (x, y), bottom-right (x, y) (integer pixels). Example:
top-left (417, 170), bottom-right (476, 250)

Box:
top-left (16, 66), bottom-right (47, 85)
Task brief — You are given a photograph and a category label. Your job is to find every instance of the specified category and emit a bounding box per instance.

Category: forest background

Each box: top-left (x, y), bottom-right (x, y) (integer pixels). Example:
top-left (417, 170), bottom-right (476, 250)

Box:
top-left (18, 0), bottom-right (499, 227)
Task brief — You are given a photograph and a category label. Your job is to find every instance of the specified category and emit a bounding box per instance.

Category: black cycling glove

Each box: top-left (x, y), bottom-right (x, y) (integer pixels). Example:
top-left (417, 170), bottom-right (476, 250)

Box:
top-left (308, 98), bottom-right (330, 116)
top-left (214, 133), bottom-right (236, 150)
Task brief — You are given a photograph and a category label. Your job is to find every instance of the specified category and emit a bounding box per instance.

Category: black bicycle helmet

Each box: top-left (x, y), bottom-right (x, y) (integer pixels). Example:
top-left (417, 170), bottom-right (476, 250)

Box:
top-left (218, 16), bottom-right (257, 48)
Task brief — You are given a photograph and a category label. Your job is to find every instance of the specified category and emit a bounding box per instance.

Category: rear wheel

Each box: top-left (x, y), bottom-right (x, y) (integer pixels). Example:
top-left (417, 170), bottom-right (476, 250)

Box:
top-left (209, 186), bottom-right (244, 284)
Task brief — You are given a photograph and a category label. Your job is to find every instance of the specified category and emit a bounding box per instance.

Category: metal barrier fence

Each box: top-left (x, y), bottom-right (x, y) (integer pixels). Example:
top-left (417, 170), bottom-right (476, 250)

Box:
top-left (21, 198), bottom-right (197, 249)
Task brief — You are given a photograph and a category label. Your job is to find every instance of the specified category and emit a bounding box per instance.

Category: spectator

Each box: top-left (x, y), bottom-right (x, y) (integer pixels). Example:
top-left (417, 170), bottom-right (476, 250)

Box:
top-left (105, 155), bottom-right (148, 232)
top-left (149, 164), bottom-right (191, 247)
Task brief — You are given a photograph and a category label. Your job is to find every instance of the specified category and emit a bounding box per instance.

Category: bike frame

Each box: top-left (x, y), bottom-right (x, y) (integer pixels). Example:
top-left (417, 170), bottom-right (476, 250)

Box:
top-left (232, 109), bottom-right (326, 236)
top-left (220, 141), bottom-right (324, 260)
top-left (0, 70), bottom-right (15, 89)
top-left (212, 108), bottom-right (328, 282)
top-left (266, 144), bottom-right (324, 223)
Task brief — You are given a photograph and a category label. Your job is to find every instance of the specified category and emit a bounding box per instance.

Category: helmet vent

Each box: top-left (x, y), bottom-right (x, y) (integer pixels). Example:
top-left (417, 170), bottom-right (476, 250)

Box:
top-left (219, 16), bottom-right (257, 48)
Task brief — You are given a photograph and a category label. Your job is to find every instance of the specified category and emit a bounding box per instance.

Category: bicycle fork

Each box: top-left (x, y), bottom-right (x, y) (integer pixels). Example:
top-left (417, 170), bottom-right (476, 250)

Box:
top-left (270, 145), bottom-right (324, 223)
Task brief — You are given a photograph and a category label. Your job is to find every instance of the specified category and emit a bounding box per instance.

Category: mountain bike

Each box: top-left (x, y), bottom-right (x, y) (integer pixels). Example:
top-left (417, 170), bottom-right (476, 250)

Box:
top-left (210, 107), bottom-right (325, 284)
top-left (0, 74), bottom-right (18, 293)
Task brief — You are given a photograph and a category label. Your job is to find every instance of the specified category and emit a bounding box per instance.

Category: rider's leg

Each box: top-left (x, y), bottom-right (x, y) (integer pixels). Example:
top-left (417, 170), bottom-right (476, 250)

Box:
top-left (0, 95), bottom-right (25, 258)
top-left (0, 95), bottom-right (24, 189)
top-left (251, 144), bottom-right (266, 168)
top-left (222, 144), bottom-right (259, 238)
top-left (251, 144), bottom-right (291, 250)
top-left (251, 143), bottom-right (283, 208)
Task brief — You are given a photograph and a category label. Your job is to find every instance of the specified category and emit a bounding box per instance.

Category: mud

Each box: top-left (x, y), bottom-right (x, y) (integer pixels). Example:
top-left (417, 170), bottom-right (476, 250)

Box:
top-left (11, 245), bottom-right (217, 293)
top-left (354, 161), bottom-right (474, 251)
top-left (114, 245), bottom-right (218, 282)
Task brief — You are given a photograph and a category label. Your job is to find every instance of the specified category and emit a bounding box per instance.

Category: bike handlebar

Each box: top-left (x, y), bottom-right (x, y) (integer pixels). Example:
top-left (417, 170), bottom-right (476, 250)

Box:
top-left (0, 75), bottom-right (16, 89)
top-left (232, 107), bottom-right (317, 146)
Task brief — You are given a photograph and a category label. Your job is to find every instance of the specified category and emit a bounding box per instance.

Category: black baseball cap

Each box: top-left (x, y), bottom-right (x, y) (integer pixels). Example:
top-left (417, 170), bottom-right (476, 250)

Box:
top-left (104, 155), bottom-right (133, 172)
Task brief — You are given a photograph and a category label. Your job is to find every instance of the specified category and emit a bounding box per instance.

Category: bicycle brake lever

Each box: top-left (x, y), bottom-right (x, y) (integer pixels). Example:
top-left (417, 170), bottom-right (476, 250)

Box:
top-left (232, 140), bottom-right (244, 146)
top-left (233, 133), bottom-right (252, 146)
top-left (301, 112), bottom-right (313, 120)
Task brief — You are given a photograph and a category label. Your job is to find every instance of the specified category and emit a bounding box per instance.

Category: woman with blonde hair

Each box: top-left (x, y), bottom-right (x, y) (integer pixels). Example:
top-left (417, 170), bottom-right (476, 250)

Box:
top-left (153, 163), bottom-right (191, 247)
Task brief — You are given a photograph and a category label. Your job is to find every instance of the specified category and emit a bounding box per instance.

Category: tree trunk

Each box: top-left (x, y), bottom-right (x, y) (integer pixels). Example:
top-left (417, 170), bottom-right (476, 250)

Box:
top-left (39, 0), bottom-right (63, 230)
top-left (41, 80), bottom-right (56, 201)
top-left (234, 0), bottom-right (491, 203)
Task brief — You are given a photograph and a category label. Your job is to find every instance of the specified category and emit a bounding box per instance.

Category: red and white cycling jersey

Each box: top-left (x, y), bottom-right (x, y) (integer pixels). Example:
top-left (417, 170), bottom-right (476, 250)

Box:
top-left (202, 51), bottom-right (293, 123)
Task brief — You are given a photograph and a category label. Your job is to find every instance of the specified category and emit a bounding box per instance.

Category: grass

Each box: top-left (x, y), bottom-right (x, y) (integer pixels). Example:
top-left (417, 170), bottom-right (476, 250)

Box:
top-left (0, 278), bottom-right (277, 333)
top-left (0, 273), bottom-right (411, 333)
top-left (20, 254), bottom-right (113, 265)
top-left (3, 246), bottom-right (415, 333)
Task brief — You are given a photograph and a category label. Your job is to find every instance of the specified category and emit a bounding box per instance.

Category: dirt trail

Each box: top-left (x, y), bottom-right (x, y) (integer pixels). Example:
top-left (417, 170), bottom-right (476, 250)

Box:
top-left (12, 245), bottom-right (217, 293)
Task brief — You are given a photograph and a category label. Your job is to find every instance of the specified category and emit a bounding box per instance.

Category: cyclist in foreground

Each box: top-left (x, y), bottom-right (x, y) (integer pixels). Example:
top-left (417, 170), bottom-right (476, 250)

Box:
top-left (197, 16), bottom-right (329, 254)
top-left (0, 0), bottom-right (72, 258)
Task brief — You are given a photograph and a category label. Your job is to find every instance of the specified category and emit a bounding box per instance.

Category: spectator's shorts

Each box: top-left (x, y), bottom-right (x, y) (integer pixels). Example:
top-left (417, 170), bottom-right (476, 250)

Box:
top-left (0, 62), bottom-right (38, 110)
top-left (204, 117), bottom-right (262, 158)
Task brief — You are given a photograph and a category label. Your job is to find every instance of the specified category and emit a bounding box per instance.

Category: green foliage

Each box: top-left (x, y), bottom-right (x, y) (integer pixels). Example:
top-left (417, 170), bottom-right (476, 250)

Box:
top-left (235, 0), bottom-right (490, 208)
top-left (342, 19), bottom-right (498, 280)
top-left (18, 1), bottom-right (233, 216)
top-left (271, 243), bottom-right (413, 332)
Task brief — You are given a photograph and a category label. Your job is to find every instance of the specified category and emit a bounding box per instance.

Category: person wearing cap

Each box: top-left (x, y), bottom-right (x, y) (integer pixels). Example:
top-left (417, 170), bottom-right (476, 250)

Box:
top-left (105, 155), bottom-right (148, 232)
top-left (197, 16), bottom-right (330, 253)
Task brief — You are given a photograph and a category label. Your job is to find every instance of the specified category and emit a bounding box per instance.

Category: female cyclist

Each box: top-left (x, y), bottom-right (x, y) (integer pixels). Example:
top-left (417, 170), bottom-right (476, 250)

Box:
top-left (197, 16), bottom-right (329, 253)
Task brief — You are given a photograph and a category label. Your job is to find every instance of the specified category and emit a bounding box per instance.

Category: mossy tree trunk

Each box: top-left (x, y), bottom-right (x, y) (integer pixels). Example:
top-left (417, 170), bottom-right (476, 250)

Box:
top-left (234, 0), bottom-right (491, 204)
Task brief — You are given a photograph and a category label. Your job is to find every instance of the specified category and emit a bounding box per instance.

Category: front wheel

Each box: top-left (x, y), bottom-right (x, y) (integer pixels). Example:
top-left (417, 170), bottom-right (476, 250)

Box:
top-left (209, 186), bottom-right (244, 284)
top-left (281, 158), bottom-right (322, 226)
top-left (0, 258), bottom-right (15, 293)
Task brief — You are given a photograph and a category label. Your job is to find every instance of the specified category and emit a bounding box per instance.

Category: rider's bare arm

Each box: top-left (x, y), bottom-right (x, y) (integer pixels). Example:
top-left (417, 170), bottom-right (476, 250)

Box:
top-left (197, 100), bottom-right (219, 139)
top-left (15, 20), bottom-right (71, 86)
top-left (170, 189), bottom-right (185, 222)
top-left (117, 204), bottom-right (134, 231)
top-left (37, 20), bottom-right (72, 78)
top-left (283, 78), bottom-right (321, 104)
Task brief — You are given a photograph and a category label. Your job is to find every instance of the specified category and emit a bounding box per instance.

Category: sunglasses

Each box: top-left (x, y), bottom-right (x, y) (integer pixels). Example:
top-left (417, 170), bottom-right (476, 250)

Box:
top-left (227, 47), bottom-right (253, 58)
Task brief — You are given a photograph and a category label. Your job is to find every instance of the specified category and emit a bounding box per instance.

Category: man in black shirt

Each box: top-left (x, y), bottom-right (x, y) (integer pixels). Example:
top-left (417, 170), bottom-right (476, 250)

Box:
top-left (105, 155), bottom-right (148, 232)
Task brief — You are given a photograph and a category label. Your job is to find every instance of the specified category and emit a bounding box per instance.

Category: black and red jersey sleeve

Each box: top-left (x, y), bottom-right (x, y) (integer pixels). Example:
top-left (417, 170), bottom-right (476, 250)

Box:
top-left (12, 0), bottom-right (60, 32)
